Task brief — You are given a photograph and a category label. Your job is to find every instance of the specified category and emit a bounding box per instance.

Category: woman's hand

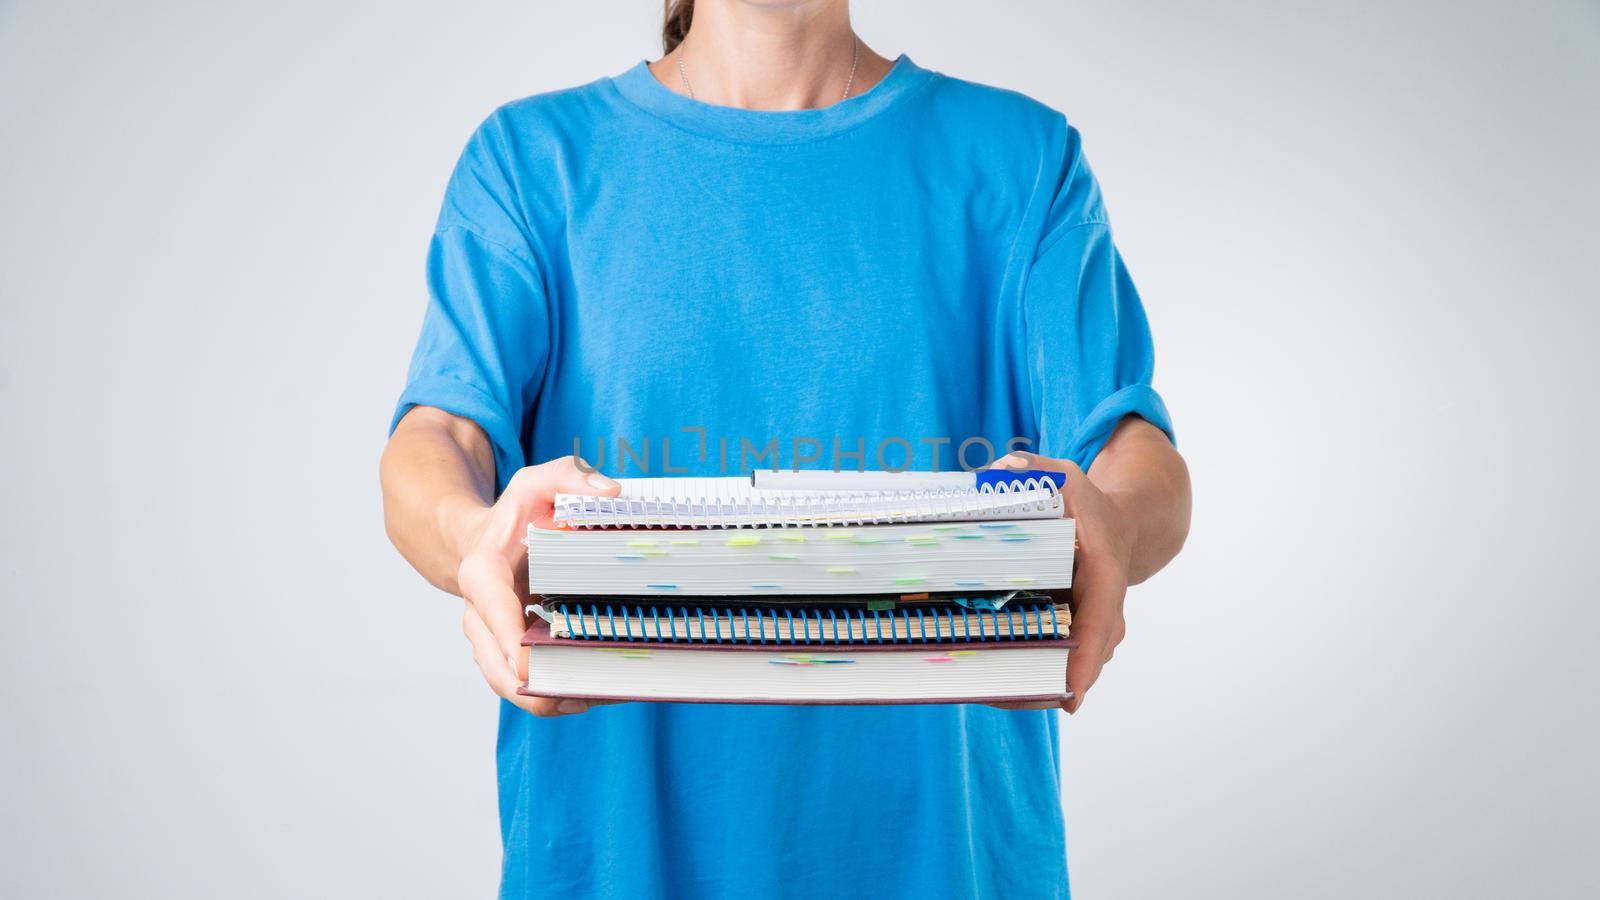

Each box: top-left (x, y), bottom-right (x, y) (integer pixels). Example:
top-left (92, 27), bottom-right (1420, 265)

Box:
top-left (452, 456), bottom-right (622, 717)
top-left (988, 451), bottom-right (1137, 714)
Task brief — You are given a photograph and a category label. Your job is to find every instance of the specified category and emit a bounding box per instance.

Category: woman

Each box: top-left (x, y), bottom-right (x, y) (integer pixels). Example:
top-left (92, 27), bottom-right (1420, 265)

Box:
top-left (380, 1), bottom-right (1191, 896)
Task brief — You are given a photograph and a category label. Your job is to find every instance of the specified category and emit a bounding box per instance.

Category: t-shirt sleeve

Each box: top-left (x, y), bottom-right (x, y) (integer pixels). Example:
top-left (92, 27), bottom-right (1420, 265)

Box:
top-left (1022, 123), bottom-right (1174, 469)
top-left (390, 114), bottom-right (550, 488)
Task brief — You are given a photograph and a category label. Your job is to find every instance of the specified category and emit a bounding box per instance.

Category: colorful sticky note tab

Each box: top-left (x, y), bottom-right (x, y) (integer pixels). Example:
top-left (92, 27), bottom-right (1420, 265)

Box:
top-left (768, 552), bottom-right (800, 561)
top-left (825, 566), bottom-right (857, 575)
top-left (779, 534), bottom-right (807, 543)
top-left (725, 535), bottom-right (761, 547)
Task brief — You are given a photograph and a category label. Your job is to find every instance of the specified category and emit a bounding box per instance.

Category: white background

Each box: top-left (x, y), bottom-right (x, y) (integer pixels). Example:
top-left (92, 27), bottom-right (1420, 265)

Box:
top-left (3, 2), bottom-right (1597, 897)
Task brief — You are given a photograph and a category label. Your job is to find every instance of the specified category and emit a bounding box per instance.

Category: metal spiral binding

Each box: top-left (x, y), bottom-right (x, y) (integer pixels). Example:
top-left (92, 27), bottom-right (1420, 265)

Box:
top-left (552, 479), bottom-right (1062, 529)
top-left (551, 601), bottom-right (1063, 644)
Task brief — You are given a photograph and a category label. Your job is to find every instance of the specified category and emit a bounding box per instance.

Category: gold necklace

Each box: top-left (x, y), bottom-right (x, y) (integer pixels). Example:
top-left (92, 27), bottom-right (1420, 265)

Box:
top-left (677, 36), bottom-right (862, 104)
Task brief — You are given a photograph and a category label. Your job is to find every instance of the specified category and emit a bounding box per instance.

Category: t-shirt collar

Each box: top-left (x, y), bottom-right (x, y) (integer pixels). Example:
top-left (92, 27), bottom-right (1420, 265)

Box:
top-left (609, 54), bottom-right (931, 144)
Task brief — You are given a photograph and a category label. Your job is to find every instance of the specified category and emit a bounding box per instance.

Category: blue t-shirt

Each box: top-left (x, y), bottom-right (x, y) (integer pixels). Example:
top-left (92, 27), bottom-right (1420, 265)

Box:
top-left (393, 56), bottom-right (1172, 900)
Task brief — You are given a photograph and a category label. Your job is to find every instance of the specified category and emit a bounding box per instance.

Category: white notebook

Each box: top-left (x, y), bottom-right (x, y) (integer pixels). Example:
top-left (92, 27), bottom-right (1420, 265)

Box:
top-left (526, 518), bottom-right (1075, 596)
top-left (553, 475), bottom-right (1064, 529)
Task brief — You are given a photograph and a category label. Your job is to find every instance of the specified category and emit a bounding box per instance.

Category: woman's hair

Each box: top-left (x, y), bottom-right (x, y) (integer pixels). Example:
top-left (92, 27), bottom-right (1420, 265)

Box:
top-left (663, 0), bottom-right (694, 53)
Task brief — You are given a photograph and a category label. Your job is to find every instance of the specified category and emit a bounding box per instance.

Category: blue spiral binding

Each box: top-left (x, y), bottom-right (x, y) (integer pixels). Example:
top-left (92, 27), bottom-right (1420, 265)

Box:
top-left (553, 601), bottom-right (1062, 645)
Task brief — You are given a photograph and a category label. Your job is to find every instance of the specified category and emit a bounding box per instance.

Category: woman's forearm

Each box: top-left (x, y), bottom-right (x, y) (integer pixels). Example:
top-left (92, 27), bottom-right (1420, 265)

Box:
top-left (380, 406), bottom-right (498, 595)
top-left (1087, 417), bottom-right (1192, 585)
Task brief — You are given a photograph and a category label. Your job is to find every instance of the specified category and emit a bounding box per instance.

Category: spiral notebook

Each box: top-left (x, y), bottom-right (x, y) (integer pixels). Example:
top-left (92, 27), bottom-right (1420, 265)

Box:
top-left (526, 519), bottom-right (1076, 596)
top-left (533, 594), bottom-right (1071, 644)
top-left (553, 474), bottom-right (1064, 529)
top-left (520, 611), bottom-right (1076, 705)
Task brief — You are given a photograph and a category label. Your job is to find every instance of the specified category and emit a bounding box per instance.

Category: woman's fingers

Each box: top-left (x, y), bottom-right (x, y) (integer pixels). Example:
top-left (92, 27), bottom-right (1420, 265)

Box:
top-left (462, 606), bottom-right (627, 717)
top-left (455, 457), bottom-right (625, 718)
top-left (462, 604), bottom-right (560, 716)
top-left (1064, 560), bottom-right (1126, 713)
top-left (466, 457), bottom-right (623, 677)
top-left (458, 551), bottom-right (534, 679)
top-left (460, 457), bottom-right (619, 672)
top-left (991, 450), bottom-right (1083, 479)
top-left (505, 456), bottom-right (620, 528)
top-left (991, 450), bottom-right (1119, 713)
top-left (513, 455), bottom-right (620, 495)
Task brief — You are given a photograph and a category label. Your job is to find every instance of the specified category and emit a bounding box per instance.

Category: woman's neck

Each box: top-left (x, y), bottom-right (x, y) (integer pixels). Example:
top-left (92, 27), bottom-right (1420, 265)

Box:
top-left (650, 1), bottom-right (893, 111)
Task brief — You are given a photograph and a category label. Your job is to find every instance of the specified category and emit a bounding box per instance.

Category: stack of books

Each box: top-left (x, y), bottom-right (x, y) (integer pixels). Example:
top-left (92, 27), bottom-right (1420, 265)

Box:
top-left (520, 471), bottom-right (1078, 705)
